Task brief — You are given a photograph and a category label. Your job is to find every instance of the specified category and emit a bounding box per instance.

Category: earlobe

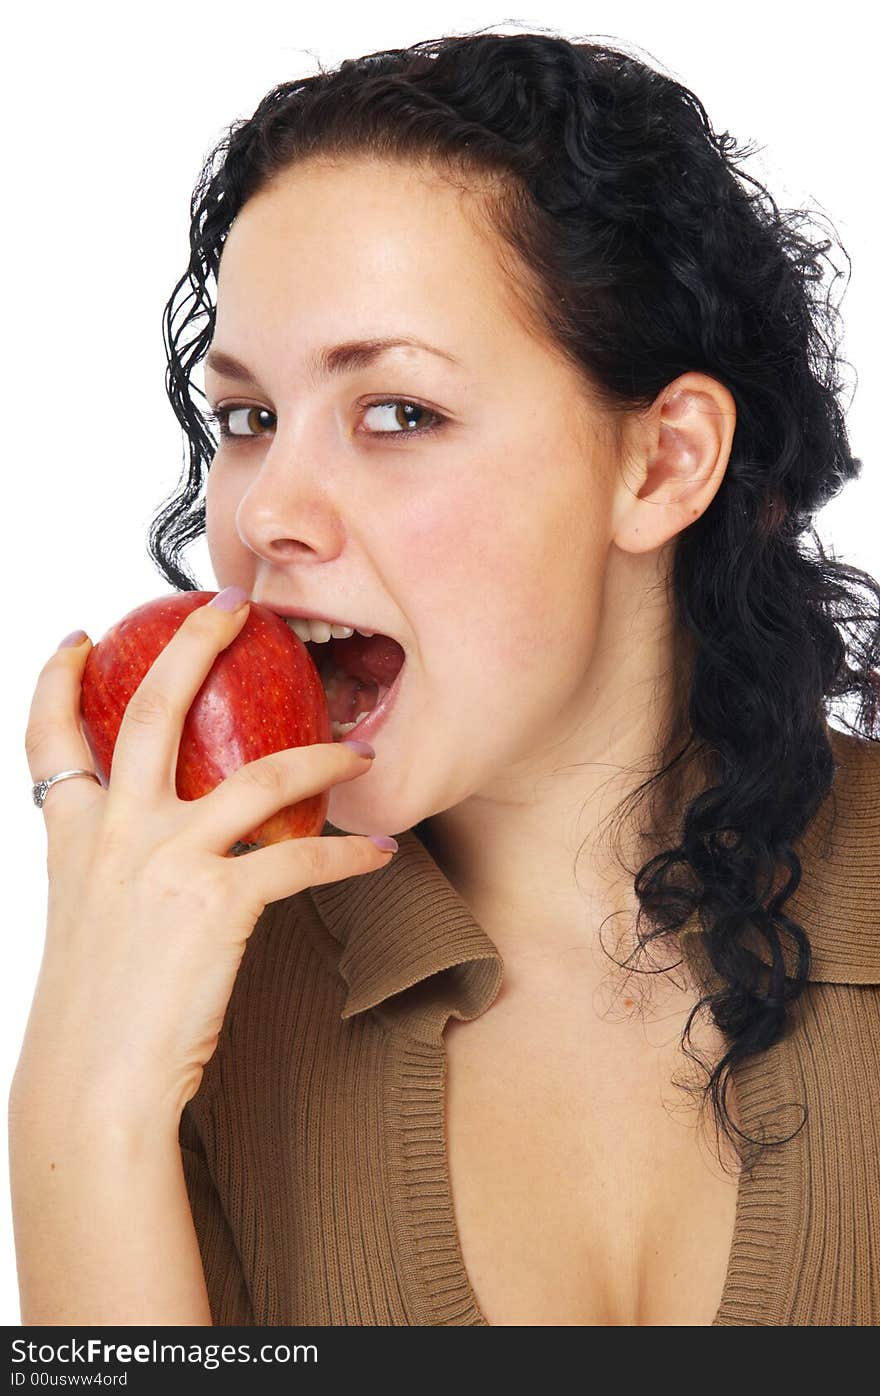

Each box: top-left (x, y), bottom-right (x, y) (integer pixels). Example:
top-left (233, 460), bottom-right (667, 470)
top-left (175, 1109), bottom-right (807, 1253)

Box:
top-left (613, 374), bottom-right (736, 555)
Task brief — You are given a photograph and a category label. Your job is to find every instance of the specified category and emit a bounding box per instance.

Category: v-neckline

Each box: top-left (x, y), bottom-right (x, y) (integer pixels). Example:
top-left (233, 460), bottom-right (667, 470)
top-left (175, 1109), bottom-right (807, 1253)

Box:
top-left (383, 1022), bottom-right (787, 1326)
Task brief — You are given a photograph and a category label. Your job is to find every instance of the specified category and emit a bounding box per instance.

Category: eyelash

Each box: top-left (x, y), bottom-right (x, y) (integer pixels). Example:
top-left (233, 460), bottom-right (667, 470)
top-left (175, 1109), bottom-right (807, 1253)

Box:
top-left (203, 398), bottom-right (448, 445)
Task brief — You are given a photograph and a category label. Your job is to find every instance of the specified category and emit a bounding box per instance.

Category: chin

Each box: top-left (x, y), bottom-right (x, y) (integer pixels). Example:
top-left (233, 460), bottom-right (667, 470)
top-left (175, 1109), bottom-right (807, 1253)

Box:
top-left (328, 782), bottom-right (432, 841)
top-left (326, 786), bottom-right (392, 837)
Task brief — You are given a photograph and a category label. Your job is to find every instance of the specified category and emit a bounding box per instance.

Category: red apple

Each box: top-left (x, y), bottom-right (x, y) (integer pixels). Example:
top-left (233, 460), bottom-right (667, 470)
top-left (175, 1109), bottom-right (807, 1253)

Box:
top-left (80, 591), bottom-right (332, 853)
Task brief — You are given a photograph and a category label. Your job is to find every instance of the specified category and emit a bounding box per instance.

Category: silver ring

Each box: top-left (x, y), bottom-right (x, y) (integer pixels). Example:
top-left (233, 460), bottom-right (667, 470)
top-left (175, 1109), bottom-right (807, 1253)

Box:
top-left (32, 769), bottom-right (102, 808)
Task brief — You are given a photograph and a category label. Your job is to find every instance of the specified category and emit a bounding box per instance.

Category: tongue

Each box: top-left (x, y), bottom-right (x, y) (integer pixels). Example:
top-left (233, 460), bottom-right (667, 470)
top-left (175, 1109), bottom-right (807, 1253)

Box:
top-left (327, 632), bottom-right (405, 687)
top-left (318, 633), bottom-right (405, 725)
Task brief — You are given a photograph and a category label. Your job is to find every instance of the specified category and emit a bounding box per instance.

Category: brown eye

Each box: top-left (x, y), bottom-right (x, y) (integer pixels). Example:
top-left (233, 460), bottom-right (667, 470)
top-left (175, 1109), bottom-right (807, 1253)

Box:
top-left (210, 406), bottom-right (276, 439)
top-left (360, 400), bottom-right (445, 436)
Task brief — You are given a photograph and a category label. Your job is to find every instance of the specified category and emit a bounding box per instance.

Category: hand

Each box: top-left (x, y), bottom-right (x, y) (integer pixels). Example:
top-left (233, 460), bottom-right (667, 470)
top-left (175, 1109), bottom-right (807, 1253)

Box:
top-left (17, 594), bottom-right (394, 1125)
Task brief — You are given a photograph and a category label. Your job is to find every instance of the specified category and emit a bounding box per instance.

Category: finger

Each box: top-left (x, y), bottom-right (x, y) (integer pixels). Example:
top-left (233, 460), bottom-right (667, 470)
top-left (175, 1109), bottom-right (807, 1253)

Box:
top-left (230, 830), bottom-right (397, 909)
top-left (109, 593), bottom-right (251, 800)
top-left (25, 631), bottom-right (104, 823)
top-left (184, 740), bottom-right (377, 857)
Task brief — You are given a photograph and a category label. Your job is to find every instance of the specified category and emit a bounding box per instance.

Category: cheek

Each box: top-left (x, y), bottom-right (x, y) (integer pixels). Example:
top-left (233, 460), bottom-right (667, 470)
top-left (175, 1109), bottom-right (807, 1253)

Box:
top-left (205, 467), bottom-right (251, 583)
top-left (401, 463), bottom-right (605, 675)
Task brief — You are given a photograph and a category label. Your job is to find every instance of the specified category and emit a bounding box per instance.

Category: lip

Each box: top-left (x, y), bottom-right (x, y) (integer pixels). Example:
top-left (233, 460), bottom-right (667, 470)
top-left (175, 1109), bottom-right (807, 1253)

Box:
top-left (332, 658), bottom-right (406, 744)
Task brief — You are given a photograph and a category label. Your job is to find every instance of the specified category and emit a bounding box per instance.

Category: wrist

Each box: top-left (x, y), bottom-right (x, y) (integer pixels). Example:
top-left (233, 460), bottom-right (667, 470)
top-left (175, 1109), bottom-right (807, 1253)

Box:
top-left (9, 1068), bottom-right (186, 1144)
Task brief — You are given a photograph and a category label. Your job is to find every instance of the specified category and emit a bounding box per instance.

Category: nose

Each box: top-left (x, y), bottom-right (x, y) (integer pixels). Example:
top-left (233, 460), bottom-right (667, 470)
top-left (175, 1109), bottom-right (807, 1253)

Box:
top-left (233, 440), bottom-right (345, 566)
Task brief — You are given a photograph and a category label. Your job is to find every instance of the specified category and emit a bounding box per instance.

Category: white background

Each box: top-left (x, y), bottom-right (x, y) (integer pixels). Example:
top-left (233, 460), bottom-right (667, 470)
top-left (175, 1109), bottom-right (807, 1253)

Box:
top-left (2, 0), bottom-right (876, 1324)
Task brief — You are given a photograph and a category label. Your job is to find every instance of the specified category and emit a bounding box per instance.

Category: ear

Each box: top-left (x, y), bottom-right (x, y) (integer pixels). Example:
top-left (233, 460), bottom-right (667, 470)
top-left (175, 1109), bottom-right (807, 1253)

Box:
top-left (612, 372), bottom-right (736, 555)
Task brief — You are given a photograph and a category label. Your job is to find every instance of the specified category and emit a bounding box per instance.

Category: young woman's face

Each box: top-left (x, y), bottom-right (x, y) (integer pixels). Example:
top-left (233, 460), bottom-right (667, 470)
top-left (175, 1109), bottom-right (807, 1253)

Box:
top-left (204, 157), bottom-right (626, 837)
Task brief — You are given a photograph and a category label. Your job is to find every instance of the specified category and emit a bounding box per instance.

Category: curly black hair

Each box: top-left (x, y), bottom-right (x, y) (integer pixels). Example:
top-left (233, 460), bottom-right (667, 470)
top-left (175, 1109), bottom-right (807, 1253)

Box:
top-left (150, 25), bottom-right (880, 1168)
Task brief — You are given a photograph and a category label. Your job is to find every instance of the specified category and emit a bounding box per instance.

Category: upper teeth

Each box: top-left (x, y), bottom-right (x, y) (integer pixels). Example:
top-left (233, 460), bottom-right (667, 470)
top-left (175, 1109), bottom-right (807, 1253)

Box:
top-left (282, 616), bottom-right (376, 644)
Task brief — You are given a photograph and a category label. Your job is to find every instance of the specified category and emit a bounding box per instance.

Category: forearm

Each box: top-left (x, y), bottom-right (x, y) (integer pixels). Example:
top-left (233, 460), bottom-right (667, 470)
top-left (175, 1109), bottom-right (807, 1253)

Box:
top-left (8, 1087), bottom-right (211, 1326)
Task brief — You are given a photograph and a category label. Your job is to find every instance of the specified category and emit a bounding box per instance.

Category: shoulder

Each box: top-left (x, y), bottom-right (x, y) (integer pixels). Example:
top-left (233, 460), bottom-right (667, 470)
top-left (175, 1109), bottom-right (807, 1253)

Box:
top-left (789, 725), bottom-right (880, 984)
top-left (827, 722), bottom-right (880, 793)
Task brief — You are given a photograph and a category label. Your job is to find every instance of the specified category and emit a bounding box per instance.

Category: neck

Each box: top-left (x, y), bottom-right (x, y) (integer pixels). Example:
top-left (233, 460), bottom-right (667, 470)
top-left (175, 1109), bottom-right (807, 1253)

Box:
top-left (416, 560), bottom-right (706, 981)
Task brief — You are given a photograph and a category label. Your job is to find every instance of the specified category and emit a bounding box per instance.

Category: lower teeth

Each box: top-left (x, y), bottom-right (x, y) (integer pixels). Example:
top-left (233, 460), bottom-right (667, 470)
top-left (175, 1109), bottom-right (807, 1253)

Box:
top-left (331, 711), bottom-right (372, 738)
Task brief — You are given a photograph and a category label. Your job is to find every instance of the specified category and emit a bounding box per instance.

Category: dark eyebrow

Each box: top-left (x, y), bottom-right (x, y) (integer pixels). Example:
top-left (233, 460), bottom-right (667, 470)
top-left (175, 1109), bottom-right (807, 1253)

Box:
top-left (204, 336), bottom-right (461, 385)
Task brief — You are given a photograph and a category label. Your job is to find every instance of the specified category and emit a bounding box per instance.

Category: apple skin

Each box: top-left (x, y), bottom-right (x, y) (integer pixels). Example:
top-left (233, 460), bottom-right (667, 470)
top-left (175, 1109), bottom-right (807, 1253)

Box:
top-left (80, 591), bottom-right (332, 853)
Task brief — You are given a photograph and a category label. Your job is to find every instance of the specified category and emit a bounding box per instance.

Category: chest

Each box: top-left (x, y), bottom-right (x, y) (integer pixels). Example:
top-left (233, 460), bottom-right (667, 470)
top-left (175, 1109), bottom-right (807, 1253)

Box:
top-left (442, 986), bottom-right (742, 1326)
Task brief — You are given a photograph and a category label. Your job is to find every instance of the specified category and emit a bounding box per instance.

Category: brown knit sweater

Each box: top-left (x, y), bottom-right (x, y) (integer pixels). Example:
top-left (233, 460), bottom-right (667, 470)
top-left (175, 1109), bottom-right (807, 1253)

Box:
top-left (179, 723), bottom-right (880, 1325)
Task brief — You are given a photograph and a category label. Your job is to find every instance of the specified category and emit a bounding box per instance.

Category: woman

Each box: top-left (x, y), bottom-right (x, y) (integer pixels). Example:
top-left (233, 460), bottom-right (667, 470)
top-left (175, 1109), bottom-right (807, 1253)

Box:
top-left (13, 30), bottom-right (880, 1326)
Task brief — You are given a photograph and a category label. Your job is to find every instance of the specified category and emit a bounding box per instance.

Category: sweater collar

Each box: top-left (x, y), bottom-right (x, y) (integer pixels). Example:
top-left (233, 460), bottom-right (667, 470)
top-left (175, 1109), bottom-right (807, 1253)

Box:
top-left (309, 822), bottom-right (505, 1025)
top-left (309, 724), bottom-right (880, 1024)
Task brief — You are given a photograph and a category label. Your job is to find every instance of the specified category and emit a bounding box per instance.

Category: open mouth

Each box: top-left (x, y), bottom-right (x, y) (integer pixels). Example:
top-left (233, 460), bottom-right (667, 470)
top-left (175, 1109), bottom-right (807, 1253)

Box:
top-left (279, 620), bottom-right (406, 740)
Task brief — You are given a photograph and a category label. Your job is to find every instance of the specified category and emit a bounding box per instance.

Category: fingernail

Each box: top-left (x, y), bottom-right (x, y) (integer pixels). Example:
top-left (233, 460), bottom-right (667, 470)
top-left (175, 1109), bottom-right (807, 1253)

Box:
top-left (369, 834), bottom-right (398, 852)
top-left (208, 586), bottom-right (250, 612)
top-left (342, 740), bottom-right (376, 758)
top-left (58, 629), bottom-right (88, 649)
